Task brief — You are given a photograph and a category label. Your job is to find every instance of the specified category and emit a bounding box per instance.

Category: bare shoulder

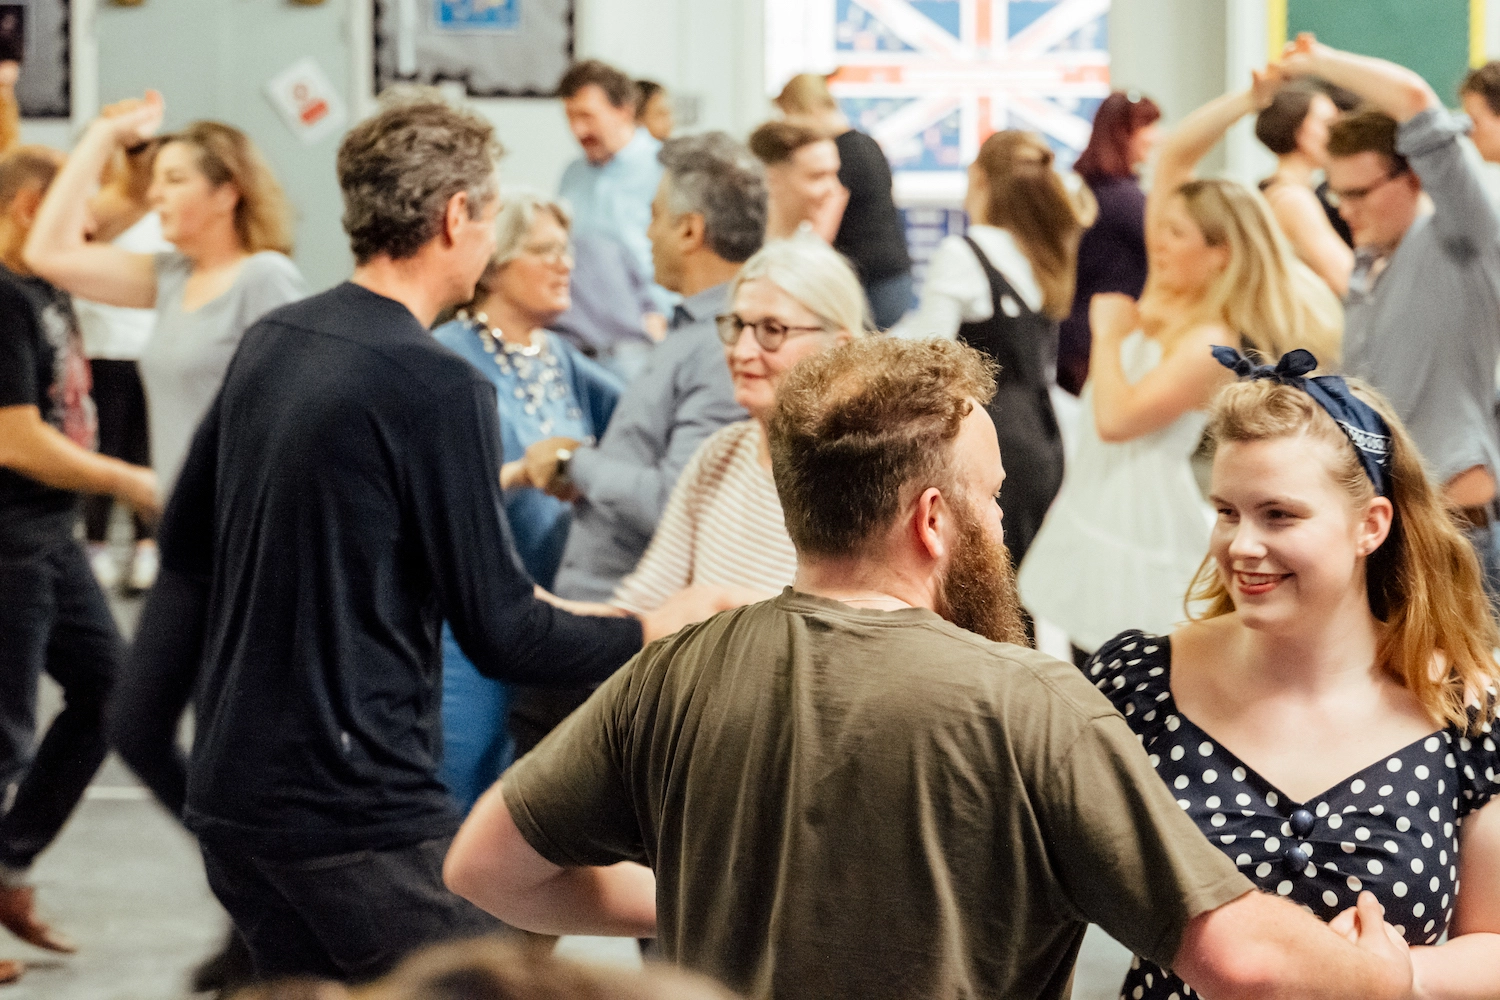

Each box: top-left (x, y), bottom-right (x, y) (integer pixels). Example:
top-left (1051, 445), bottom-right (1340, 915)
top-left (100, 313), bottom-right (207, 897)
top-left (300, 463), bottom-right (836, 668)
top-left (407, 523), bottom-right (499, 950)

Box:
top-left (1167, 616), bottom-right (1240, 692)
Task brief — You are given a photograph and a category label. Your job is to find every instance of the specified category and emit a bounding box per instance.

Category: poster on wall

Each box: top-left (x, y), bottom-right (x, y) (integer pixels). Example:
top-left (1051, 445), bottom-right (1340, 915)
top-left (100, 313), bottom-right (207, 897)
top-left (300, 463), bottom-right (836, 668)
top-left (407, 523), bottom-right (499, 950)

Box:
top-left (766, 0), bottom-right (1111, 206)
top-left (374, 0), bottom-right (574, 97)
top-left (5, 0), bottom-right (68, 119)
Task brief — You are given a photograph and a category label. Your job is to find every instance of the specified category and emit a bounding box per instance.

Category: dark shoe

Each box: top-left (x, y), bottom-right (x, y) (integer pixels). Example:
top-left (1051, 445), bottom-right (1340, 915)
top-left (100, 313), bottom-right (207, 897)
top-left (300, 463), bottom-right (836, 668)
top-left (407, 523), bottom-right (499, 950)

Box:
top-left (0, 960), bottom-right (21, 984)
top-left (0, 886), bottom-right (74, 953)
top-left (190, 928), bottom-right (253, 994)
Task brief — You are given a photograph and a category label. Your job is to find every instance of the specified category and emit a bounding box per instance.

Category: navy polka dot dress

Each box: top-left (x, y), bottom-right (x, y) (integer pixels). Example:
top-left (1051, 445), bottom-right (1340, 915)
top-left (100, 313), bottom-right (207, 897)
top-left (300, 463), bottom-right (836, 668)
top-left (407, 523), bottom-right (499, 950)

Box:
top-left (1087, 630), bottom-right (1499, 1000)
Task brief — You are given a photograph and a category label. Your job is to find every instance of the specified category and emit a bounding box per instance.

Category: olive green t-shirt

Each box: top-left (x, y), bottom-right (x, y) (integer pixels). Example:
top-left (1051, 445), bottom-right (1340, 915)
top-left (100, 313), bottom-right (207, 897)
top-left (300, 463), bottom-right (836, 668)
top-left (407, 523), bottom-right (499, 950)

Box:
top-left (503, 590), bottom-right (1252, 1000)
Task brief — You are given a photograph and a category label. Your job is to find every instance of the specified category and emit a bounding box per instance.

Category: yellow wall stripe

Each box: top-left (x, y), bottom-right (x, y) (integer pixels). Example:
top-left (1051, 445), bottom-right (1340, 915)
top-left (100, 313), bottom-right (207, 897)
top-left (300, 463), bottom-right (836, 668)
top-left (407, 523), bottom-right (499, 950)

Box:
top-left (1268, 0), bottom-right (1288, 65)
top-left (1473, 0), bottom-right (1488, 67)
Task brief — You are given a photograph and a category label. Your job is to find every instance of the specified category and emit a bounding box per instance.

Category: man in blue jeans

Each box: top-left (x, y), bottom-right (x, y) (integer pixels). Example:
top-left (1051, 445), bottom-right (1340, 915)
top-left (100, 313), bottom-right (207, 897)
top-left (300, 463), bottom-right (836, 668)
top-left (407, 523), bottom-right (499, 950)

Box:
top-left (0, 145), bottom-right (160, 980)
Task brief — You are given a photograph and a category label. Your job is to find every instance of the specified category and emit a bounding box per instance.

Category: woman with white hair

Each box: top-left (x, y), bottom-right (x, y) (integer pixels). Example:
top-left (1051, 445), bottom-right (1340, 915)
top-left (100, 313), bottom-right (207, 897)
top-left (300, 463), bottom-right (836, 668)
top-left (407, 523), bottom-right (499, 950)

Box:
top-left (610, 236), bottom-right (867, 612)
top-left (431, 192), bottom-right (624, 809)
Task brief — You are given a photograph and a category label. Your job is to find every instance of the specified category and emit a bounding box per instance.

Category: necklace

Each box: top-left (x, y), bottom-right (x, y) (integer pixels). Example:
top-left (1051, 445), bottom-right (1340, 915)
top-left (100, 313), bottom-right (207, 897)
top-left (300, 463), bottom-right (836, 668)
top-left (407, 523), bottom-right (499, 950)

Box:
top-left (458, 309), bottom-right (581, 435)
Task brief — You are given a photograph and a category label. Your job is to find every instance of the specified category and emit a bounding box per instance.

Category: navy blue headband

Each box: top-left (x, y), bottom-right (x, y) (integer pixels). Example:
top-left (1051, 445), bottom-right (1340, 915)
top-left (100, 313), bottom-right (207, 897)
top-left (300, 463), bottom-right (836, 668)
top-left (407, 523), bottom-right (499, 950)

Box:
top-left (1211, 347), bottom-right (1393, 497)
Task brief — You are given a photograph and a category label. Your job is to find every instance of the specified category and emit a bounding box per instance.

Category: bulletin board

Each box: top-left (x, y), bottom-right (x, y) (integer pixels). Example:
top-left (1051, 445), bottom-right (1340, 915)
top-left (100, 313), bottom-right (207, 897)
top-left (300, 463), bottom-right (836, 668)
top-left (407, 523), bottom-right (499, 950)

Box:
top-left (373, 0), bottom-right (575, 98)
top-left (1268, 0), bottom-right (1483, 102)
top-left (8, 0), bottom-right (68, 119)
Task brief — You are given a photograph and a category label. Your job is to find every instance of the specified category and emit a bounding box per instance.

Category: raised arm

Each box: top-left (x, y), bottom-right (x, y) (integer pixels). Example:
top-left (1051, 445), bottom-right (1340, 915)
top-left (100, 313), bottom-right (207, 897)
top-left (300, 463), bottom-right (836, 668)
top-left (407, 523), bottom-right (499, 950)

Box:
top-left (22, 93), bottom-right (162, 307)
top-left (1088, 294), bottom-right (1234, 441)
top-left (1277, 35), bottom-right (1437, 123)
top-left (1149, 72), bottom-right (1281, 238)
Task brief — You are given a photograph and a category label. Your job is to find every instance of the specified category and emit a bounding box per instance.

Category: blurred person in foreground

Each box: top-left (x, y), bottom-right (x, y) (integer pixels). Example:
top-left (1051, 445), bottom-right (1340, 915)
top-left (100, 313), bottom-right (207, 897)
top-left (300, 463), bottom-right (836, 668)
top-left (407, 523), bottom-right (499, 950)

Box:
top-left (447, 336), bottom-right (1419, 1000)
top-left (230, 936), bottom-right (737, 1000)
top-left (117, 96), bottom-right (727, 983)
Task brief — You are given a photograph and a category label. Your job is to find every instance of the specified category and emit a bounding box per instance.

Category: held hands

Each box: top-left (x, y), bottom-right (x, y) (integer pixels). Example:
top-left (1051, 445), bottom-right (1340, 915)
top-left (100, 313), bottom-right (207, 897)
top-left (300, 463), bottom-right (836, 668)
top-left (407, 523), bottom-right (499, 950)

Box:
top-left (1250, 65), bottom-right (1285, 112)
top-left (637, 583), bottom-right (768, 644)
top-left (1277, 32), bottom-right (1326, 80)
top-left (1089, 292), bottom-right (1140, 347)
top-left (522, 436), bottom-right (583, 501)
top-left (92, 90), bottom-right (165, 149)
top-left (1329, 892), bottom-right (1416, 999)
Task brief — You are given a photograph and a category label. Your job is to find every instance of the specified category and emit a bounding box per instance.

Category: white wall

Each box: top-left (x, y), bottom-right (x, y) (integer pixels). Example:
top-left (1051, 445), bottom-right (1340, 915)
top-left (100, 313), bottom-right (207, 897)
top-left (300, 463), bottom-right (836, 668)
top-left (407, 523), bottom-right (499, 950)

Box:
top-left (21, 0), bottom-right (1241, 284)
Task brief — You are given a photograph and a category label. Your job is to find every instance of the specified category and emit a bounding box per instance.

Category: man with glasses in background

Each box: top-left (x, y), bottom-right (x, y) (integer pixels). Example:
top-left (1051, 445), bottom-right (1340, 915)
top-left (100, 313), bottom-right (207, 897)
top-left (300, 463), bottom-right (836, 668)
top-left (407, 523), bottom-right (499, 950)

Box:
top-left (1281, 36), bottom-right (1500, 601)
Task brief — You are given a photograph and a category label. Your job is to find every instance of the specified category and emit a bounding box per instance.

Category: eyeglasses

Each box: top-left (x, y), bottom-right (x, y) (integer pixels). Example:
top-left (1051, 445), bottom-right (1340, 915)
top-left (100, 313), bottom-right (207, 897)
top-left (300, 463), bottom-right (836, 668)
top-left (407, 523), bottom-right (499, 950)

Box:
top-left (517, 241), bottom-right (574, 263)
top-left (1325, 167), bottom-right (1408, 208)
top-left (715, 313), bottom-right (829, 352)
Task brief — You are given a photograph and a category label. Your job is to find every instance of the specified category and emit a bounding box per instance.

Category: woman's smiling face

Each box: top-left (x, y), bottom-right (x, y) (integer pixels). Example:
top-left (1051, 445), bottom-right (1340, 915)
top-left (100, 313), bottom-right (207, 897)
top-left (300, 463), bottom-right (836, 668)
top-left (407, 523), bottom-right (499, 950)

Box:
top-left (1209, 433), bottom-right (1389, 630)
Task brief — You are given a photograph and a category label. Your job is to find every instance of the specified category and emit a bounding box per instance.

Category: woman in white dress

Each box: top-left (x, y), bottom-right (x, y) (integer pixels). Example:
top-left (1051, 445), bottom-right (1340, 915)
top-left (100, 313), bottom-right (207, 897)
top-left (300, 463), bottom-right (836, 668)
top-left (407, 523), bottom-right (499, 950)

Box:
top-left (1019, 68), bottom-right (1343, 661)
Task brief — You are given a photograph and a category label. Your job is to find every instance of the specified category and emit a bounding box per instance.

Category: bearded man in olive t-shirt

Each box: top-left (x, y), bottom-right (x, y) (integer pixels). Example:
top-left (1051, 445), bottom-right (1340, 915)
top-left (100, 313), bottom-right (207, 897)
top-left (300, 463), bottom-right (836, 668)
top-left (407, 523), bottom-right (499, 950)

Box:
top-left (445, 339), bottom-right (1417, 1000)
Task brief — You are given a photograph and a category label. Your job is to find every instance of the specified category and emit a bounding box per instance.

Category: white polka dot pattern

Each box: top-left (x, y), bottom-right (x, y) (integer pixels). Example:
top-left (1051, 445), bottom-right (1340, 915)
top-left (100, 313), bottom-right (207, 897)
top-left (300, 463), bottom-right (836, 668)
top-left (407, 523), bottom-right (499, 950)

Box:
top-left (1088, 630), bottom-right (1499, 1000)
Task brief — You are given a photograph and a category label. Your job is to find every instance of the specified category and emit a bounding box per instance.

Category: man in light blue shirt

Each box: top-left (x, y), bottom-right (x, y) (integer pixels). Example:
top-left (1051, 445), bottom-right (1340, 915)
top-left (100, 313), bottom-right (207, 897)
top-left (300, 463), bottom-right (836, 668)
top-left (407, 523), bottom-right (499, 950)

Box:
top-left (556, 60), bottom-right (672, 315)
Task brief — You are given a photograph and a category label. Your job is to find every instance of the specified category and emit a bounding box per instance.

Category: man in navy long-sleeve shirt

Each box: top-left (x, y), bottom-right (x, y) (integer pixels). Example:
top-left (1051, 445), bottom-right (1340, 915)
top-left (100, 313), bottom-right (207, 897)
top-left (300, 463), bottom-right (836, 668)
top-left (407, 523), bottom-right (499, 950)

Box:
top-left (120, 98), bottom-right (722, 984)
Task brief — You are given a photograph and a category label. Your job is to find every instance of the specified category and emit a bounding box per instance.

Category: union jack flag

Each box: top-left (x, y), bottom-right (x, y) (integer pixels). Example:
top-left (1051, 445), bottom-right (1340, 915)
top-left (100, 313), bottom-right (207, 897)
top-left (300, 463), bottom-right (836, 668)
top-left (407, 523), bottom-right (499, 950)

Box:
top-left (768, 0), bottom-right (1112, 203)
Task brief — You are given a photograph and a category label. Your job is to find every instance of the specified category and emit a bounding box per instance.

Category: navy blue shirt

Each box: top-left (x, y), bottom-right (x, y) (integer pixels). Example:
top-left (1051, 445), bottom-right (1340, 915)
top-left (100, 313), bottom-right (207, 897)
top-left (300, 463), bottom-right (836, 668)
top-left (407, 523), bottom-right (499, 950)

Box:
top-left (164, 283), bottom-right (643, 858)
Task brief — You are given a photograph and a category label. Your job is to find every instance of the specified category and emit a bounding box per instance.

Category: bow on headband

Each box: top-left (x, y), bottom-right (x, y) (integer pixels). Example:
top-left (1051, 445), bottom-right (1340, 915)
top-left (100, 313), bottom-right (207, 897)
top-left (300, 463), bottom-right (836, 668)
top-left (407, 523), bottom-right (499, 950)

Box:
top-left (1211, 346), bottom-right (1393, 498)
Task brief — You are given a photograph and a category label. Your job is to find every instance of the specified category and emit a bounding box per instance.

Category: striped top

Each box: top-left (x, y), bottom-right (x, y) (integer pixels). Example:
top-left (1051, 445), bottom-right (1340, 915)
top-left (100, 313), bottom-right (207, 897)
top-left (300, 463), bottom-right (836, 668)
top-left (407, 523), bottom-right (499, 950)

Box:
top-left (611, 420), bottom-right (798, 613)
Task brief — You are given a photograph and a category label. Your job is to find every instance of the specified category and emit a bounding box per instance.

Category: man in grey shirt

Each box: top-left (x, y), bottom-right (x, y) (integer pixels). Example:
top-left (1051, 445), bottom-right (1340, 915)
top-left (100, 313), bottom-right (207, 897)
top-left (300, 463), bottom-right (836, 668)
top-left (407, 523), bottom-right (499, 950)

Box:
top-left (1283, 38), bottom-right (1500, 596)
top-left (512, 132), bottom-right (766, 752)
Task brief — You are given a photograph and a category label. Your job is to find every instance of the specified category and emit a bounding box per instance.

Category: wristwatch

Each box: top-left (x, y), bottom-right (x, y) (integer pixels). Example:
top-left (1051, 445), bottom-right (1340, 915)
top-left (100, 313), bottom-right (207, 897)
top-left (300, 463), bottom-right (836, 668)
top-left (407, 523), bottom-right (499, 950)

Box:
top-left (554, 447), bottom-right (574, 489)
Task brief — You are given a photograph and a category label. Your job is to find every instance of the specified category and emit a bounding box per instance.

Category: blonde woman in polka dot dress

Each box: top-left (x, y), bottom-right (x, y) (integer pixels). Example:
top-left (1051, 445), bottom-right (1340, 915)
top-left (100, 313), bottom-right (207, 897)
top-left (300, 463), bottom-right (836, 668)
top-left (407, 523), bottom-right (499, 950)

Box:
top-left (1087, 363), bottom-right (1500, 1000)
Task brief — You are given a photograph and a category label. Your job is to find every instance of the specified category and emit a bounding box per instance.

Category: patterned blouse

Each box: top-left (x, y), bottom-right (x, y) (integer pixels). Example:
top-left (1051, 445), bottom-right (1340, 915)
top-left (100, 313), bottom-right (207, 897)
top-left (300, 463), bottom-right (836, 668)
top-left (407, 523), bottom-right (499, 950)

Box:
top-left (1086, 630), bottom-right (1499, 1000)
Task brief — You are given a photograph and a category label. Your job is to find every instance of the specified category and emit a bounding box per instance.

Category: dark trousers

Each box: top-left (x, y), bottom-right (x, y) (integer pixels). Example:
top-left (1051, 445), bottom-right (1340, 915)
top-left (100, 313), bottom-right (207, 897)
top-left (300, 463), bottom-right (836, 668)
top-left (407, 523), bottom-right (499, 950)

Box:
top-left (82, 359), bottom-right (152, 544)
top-left (200, 836), bottom-right (502, 983)
top-left (0, 540), bottom-right (118, 868)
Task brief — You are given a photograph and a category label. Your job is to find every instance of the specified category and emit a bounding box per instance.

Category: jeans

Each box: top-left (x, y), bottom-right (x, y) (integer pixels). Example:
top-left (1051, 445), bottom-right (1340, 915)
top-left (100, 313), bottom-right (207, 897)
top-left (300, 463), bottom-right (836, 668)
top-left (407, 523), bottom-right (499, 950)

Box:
top-left (439, 624), bottom-right (514, 811)
top-left (200, 835), bottom-right (501, 983)
top-left (1464, 520), bottom-right (1500, 618)
top-left (0, 539), bottom-right (118, 868)
top-left (864, 271), bottom-right (915, 330)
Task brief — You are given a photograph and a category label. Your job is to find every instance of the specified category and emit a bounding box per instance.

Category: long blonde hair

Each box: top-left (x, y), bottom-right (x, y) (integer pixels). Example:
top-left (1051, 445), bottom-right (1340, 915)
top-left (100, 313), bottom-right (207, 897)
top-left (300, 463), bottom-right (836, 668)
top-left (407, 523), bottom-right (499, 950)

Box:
top-left (1152, 179), bottom-right (1342, 362)
top-left (1187, 378), bottom-right (1500, 732)
top-left (972, 131), bottom-right (1094, 319)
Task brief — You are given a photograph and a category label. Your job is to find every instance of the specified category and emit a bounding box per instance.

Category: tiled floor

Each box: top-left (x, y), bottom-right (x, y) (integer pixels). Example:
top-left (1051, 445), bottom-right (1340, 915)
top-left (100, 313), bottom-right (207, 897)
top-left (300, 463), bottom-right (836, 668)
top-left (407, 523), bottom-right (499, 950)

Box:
top-left (10, 588), bottom-right (1133, 999)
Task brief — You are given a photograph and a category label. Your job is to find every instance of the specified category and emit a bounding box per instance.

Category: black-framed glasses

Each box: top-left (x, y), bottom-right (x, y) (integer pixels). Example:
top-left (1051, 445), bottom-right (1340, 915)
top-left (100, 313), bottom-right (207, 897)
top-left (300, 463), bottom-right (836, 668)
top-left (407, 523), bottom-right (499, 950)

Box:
top-left (716, 313), bottom-right (829, 352)
top-left (1325, 166), bottom-right (1409, 208)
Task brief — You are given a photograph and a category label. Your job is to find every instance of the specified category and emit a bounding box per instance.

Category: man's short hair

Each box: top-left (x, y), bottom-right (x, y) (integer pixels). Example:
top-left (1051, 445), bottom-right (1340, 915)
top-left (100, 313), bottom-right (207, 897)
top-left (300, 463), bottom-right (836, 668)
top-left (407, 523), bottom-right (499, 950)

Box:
top-left (1462, 61), bottom-right (1500, 115)
top-left (336, 98), bottom-right (502, 265)
top-left (557, 60), bottom-right (637, 109)
top-left (1326, 107), bottom-right (1408, 174)
top-left (0, 145), bottom-right (62, 211)
top-left (747, 120), bottom-right (827, 166)
top-left (768, 338), bottom-right (998, 559)
top-left (658, 132), bottom-right (766, 263)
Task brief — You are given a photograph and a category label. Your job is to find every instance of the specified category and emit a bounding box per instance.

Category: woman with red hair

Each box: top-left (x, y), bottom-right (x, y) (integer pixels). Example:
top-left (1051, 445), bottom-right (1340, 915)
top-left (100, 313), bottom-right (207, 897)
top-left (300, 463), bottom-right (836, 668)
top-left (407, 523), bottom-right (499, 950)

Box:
top-left (1059, 91), bottom-right (1162, 395)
